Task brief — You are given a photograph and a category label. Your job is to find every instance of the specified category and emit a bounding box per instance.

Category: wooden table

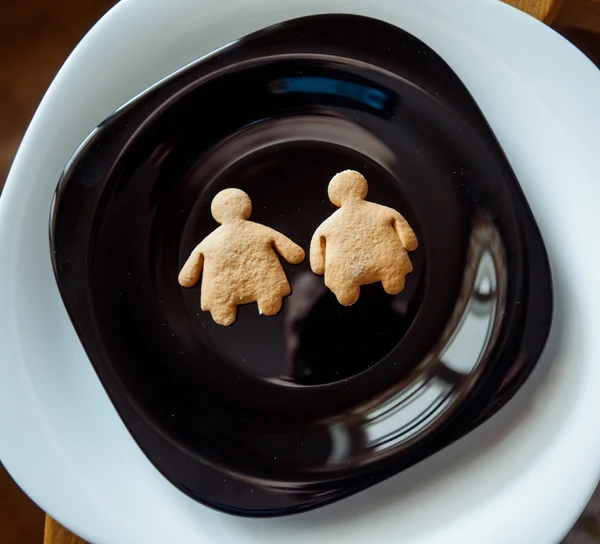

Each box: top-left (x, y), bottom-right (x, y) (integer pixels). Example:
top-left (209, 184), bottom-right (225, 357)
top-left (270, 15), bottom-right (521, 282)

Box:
top-left (44, 517), bottom-right (87, 544)
top-left (44, 0), bottom-right (599, 542)
top-left (505, 0), bottom-right (600, 30)
top-left (504, 0), bottom-right (564, 21)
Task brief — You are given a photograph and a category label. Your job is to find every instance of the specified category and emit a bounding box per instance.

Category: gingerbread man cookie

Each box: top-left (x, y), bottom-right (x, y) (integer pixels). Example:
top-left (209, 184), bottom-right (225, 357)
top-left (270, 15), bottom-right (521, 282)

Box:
top-left (179, 188), bottom-right (305, 326)
top-left (310, 170), bottom-right (418, 306)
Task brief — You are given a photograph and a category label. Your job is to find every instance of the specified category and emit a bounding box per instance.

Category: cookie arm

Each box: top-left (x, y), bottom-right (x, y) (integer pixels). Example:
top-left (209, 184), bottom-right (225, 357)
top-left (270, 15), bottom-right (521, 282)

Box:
top-left (309, 226), bottom-right (326, 275)
top-left (271, 231), bottom-right (305, 265)
top-left (393, 212), bottom-right (418, 252)
top-left (178, 244), bottom-right (204, 287)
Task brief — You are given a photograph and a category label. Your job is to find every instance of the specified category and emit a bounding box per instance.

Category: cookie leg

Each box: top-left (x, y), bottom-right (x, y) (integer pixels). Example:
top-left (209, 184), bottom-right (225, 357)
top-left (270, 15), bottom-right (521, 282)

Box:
top-left (257, 296), bottom-right (283, 316)
top-left (333, 283), bottom-right (360, 306)
top-left (381, 272), bottom-right (406, 295)
top-left (210, 304), bottom-right (237, 326)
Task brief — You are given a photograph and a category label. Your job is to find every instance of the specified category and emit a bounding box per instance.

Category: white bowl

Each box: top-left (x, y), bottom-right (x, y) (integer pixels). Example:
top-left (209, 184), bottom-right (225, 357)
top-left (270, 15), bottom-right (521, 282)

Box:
top-left (1, 0), bottom-right (600, 542)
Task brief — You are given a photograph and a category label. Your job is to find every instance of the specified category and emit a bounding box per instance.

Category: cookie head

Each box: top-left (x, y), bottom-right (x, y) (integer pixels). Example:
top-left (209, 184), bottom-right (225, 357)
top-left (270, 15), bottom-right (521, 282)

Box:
top-left (328, 170), bottom-right (368, 207)
top-left (211, 188), bottom-right (252, 224)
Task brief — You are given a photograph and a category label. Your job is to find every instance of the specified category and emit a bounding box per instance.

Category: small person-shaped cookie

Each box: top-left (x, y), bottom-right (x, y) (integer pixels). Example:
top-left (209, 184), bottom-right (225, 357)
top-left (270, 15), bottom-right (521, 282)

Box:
top-left (179, 188), bottom-right (305, 326)
top-left (310, 170), bottom-right (418, 305)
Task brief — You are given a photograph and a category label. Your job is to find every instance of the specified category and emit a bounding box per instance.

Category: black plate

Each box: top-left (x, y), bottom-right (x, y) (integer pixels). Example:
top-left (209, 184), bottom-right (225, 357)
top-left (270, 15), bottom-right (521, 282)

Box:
top-left (50, 14), bottom-right (553, 516)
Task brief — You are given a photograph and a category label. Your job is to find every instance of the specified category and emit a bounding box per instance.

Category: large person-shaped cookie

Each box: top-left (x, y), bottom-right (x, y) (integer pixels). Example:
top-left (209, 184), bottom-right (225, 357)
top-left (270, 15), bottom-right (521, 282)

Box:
top-left (179, 188), bottom-right (305, 326)
top-left (310, 170), bottom-right (418, 305)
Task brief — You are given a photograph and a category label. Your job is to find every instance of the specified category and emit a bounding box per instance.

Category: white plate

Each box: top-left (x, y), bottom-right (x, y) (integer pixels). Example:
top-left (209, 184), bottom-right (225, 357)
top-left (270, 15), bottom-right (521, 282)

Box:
top-left (1, 0), bottom-right (600, 542)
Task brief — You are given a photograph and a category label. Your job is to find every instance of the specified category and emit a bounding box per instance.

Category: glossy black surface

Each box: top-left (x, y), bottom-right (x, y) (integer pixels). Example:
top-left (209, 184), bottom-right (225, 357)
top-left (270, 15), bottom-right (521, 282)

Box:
top-left (50, 15), bottom-right (553, 516)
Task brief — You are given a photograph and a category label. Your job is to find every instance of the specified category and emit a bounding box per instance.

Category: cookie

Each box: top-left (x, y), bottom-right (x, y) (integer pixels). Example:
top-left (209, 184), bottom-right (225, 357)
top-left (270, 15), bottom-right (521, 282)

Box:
top-left (179, 188), bottom-right (305, 326)
top-left (309, 170), bottom-right (418, 305)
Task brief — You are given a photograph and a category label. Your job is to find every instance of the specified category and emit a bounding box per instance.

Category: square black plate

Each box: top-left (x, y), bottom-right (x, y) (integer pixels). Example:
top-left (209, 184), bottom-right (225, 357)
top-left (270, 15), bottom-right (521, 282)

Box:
top-left (50, 14), bottom-right (552, 516)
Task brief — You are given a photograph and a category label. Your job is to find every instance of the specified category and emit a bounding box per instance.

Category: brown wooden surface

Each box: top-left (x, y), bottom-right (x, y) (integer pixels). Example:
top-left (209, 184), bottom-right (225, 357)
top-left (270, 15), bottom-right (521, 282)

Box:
top-left (44, 518), bottom-right (87, 544)
top-left (0, 467), bottom-right (45, 544)
top-left (556, 0), bottom-right (600, 32)
top-left (502, 0), bottom-right (564, 21)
